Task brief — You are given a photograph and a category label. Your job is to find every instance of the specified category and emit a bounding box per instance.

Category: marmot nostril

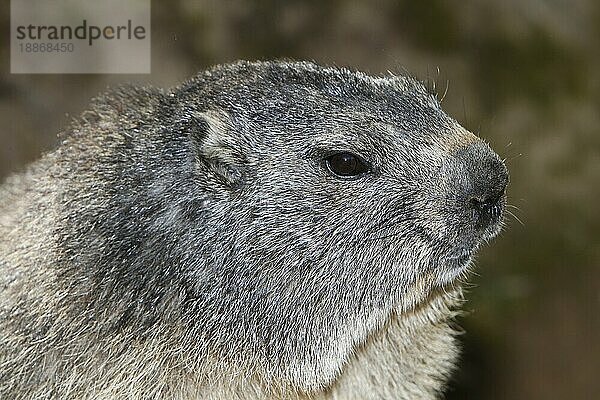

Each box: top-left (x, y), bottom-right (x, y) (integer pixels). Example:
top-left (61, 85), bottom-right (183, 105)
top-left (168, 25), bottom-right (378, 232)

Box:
top-left (468, 186), bottom-right (506, 210)
top-left (467, 181), bottom-right (507, 230)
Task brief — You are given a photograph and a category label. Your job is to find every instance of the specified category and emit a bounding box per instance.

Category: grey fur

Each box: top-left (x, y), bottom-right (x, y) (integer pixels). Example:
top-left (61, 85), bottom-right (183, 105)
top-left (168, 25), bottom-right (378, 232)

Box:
top-left (0, 60), bottom-right (507, 399)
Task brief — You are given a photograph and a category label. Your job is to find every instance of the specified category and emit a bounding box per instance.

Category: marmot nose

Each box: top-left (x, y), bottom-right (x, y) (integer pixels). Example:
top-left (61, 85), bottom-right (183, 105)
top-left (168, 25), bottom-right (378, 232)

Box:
top-left (456, 142), bottom-right (509, 229)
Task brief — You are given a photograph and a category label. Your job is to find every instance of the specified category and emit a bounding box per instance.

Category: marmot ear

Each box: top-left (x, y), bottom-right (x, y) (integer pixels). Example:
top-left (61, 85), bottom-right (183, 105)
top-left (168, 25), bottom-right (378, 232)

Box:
top-left (186, 110), bottom-right (246, 188)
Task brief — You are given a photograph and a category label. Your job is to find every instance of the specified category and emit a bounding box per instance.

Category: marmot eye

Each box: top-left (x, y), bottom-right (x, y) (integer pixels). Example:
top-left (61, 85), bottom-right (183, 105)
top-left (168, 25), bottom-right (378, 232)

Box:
top-left (325, 152), bottom-right (370, 178)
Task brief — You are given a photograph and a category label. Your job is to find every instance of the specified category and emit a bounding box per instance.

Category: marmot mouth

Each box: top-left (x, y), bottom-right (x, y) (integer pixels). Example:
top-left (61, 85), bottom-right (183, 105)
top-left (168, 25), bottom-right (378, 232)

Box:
top-left (443, 246), bottom-right (476, 273)
top-left (446, 252), bottom-right (472, 269)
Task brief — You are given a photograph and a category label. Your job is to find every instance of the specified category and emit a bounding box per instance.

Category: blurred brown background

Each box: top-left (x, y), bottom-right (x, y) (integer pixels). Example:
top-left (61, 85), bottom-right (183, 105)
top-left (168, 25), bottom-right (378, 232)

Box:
top-left (1, 1), bottom-right (598, 399)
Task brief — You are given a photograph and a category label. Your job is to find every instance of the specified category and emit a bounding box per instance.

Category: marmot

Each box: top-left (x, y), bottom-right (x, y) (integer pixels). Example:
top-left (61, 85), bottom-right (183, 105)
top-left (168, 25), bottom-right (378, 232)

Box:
top-left (0, 61), bottom-right (508, 399)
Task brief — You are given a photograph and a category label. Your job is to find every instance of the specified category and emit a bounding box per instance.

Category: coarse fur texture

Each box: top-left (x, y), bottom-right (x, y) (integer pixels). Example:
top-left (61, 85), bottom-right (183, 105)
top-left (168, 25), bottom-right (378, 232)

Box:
top-left (0, 60), bottom-right (508, 399)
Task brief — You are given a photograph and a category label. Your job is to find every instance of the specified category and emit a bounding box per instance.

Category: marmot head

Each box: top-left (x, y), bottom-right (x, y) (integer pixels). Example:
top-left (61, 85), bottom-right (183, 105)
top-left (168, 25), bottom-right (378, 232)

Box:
top-left (156, 61), bottom-right (508, 388)
top-left (174, 60), bottom-right (508, 289)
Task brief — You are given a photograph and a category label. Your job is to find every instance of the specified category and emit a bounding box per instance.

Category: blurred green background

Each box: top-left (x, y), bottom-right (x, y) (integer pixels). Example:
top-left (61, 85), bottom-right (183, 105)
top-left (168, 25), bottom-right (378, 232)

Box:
top-left (1, 1), bottom-right (598, 398)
